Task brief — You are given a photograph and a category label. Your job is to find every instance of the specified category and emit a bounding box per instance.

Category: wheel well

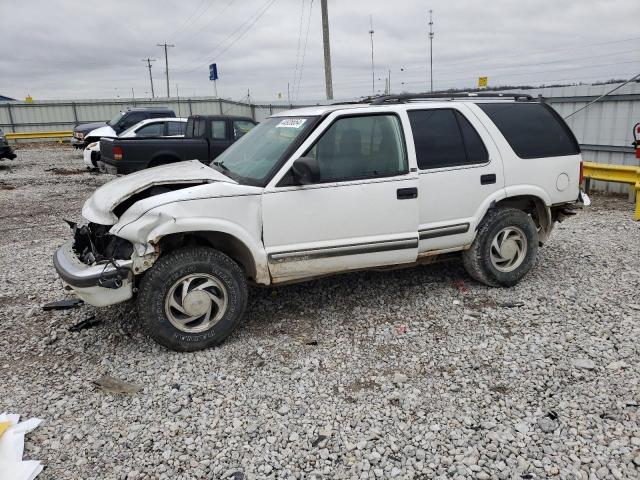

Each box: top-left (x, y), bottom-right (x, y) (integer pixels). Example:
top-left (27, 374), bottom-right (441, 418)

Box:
top-left (494, 195), bottom-right (551, 243)
top-left (157, 231), bottom-right (257, 280)
top-left (148, 155), bottom-right (179, 168)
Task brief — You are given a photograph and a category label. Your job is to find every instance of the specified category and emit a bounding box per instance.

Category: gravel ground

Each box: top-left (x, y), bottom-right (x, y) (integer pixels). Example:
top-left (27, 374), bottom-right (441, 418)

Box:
top-left (1, 145), bottom-right (639, 480)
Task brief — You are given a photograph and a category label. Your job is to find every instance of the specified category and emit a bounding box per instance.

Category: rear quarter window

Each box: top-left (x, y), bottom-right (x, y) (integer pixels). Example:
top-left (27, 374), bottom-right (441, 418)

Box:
top-left (478, 103), bottom-right (579, 159)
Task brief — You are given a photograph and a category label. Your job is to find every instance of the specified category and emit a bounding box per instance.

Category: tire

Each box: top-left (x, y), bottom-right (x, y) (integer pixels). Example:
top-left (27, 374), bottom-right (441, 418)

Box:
top-left (137, 247), bottom-right (248, 351)
top-left (462, 207), bottom-right (539, 287)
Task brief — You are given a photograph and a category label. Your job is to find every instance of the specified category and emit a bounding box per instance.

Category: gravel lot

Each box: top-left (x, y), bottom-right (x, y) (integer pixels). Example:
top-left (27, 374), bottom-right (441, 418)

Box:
top-left (1, 145), bottom-right (639, 480)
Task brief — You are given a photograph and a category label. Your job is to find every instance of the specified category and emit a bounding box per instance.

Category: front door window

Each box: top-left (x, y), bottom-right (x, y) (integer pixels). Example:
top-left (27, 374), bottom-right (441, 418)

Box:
top-left (305, 114), bottom-right (407, 182)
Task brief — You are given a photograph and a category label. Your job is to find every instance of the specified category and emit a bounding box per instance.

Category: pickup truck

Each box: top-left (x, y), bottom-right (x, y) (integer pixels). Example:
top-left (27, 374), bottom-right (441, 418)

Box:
top-left (71, 107), bottom-right (176, 149)
top-left (53, 93), bottom-right (589, 352)
top-left (84, 117), bottom-right (187, 169)
top-left (100, 115), bottom-right (256, 174)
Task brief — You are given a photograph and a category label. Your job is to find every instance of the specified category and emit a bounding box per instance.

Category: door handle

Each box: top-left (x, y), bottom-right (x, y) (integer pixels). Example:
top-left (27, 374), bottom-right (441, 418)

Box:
top-left (397, 187), bottom-right (418, 200)
top-left (480, 174), bottom-right (496, 185)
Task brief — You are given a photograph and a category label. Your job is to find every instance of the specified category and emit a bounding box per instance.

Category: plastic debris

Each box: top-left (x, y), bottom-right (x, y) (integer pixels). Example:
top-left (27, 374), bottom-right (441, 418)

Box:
top-left (68, 316), bottom-right (101, 332)
top-left (42, 298), bottom-right (83, 311)
top-left (396, 325), bottom-right (408, 335)
top-left (0, 413), bottom-right (43, 480)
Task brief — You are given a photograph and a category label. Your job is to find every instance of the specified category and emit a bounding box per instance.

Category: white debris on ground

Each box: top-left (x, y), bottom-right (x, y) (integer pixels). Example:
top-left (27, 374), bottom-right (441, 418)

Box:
top-left (0, 413), bottom-right (43, 480)
top-left (1, 145), bottom-right (639, 479)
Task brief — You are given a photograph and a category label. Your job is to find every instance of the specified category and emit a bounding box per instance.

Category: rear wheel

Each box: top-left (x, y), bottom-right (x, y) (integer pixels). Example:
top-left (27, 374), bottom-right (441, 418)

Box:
top-left (137, 247), bottom-right (248, 351)
top-left (462, 207), bottom-right (539, 287)
top-left (147, 156), bottom-right (179, 169)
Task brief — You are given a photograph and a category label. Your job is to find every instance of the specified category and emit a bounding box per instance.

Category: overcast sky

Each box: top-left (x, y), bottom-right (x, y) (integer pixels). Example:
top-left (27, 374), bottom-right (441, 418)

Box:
top-left (1, 0), bottom-right (638, 102)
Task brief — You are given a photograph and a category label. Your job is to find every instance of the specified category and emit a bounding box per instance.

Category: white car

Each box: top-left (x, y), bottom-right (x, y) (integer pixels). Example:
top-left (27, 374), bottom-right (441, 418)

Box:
top-left (83, 117), bottom-right (187, 169)
top-left (55, 93), bottom-right (588, 351)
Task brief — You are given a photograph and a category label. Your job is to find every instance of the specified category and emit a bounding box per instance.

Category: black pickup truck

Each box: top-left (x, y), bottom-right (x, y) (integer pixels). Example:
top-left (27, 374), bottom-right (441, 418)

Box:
top-left (100, 115), bottom-right (256, 174)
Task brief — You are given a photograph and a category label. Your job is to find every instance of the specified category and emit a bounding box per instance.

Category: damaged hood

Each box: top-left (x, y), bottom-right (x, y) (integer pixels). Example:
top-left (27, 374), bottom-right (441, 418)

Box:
top-left (86, 125), bottom-right (117, 139)
top-left (83, 160), bottom-right (236, 225)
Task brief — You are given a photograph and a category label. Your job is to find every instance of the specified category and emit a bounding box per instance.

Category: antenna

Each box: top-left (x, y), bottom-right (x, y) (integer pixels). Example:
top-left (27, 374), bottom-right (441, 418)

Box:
top-left (428, 10), bottom-right (434, 92)
top-left (369, 15), bottom-right (375, 96)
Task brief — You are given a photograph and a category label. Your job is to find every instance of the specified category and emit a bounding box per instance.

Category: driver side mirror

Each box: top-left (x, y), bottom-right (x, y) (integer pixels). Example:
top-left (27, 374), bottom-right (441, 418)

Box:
top-left (291, 156), bottom-right (320, 185)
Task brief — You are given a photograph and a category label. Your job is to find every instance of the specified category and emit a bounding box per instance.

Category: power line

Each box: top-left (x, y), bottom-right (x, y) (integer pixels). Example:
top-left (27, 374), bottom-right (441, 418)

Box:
top-left (398, 59), bottom-right (640, 86)
top-left (209, 0), bottom-right (277, 60)
top-left (178, 0), bottom-right (238, 43)
top-left (295, 0), bottom-right (314, 100)
top-left (403, 47), bottom-right (639, 77)
top-left (180, 0), bottom-right (277, 74)
top-left (291, 0), bottom-right (306, 98)
top-left (398, 36), bottom-right (640, 73)
top-left (167, 0), bottom-right (211, 41)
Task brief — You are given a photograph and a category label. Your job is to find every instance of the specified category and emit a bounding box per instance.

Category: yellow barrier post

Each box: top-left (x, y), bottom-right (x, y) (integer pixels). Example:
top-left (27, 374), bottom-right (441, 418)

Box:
top-left (582, 161), bottom-right (640, 221)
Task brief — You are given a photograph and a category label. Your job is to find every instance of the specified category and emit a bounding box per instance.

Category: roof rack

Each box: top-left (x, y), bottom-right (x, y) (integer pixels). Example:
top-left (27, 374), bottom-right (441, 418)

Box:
top-left (368, 92), bottom-right (534, 105)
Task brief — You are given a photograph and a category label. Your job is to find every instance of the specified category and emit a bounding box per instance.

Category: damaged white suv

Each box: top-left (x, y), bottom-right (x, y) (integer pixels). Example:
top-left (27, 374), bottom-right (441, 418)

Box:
top-left (54, 93), bottom-right (588, 351)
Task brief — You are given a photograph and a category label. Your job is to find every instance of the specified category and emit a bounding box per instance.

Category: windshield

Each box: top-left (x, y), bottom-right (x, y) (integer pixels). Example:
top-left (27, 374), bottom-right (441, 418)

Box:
top-left (211, 116), bottom-right (314, 184)
top-left (107, 111), bottom-right (125, 126)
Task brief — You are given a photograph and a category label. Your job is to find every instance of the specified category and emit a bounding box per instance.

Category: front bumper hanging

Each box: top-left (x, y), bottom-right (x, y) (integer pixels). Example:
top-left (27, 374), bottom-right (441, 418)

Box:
top-left (53, 240), bottom-right (134, 307)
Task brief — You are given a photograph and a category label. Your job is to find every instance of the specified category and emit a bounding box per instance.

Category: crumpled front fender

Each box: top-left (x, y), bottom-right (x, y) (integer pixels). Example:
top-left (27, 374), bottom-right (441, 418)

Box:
top-left (112, 194), bottom-right (270, 285)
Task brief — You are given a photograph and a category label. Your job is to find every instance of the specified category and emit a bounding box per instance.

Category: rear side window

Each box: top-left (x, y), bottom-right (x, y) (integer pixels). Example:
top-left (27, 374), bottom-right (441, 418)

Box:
top-left (135, 122), bottom-right (164, 137)
top-left (167, 121), bottom-right (186, 136)
top-left (408, 109), bottom-right (488, 169)
top-left (211, 120), bottom-right (227, 140)
top-left (478, 103), bottom-right (579, 158)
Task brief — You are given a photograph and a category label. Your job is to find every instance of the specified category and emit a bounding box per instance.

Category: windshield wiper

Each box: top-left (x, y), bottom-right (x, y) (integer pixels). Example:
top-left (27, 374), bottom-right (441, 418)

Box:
top-left (211, 160), bottom-right (229, 171)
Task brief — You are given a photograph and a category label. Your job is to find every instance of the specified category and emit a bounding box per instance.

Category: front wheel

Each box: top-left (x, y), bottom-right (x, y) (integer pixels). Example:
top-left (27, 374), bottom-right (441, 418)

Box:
top-left (462, 208), bottom-right (539, 287)
top-left (137, 247), bottom-right (248, 351)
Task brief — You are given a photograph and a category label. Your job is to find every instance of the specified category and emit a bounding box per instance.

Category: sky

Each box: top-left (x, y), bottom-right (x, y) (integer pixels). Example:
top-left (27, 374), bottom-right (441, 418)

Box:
top-left (0, 0), bottom-right (638, 102)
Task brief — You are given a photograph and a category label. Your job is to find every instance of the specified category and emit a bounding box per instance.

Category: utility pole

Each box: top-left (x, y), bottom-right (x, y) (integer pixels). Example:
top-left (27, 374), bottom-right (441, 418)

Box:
top-left (157, 43), bottom-right (175, 98)
top-left (428, 10), bottom-right (434, 92)
top-left (142, 58), bottom-right (156, 99)
top-left (320, 0), bottom-right (334, 100)
top-left (369, 15), bottom-right (375, 96)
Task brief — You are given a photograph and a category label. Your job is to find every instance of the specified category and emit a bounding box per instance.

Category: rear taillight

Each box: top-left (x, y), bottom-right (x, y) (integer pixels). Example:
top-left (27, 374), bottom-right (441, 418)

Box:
top-left (113, 146), bottom-right (123, 161)
top-left (579, 160), bottom-right (584, 184)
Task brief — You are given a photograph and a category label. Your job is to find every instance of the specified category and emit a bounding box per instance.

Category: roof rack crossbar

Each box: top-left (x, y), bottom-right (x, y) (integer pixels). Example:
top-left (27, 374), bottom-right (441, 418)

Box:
top-left (368, 92), bottom-right (534, 105)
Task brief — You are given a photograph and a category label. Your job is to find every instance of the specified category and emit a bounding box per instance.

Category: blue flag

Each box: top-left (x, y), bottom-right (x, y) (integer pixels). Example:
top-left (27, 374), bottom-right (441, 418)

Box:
top-left (209, 64), bottom-right (218, 81)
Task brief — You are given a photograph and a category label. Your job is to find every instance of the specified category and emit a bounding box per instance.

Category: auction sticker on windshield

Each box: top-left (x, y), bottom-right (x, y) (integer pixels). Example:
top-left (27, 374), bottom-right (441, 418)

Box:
top-left (276, 118), bottom-right (307, 129)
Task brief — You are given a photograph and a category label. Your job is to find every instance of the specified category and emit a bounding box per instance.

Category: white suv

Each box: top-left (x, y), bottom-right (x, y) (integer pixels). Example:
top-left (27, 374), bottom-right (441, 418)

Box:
top-left (54, 93), bottom-right (587, 351)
